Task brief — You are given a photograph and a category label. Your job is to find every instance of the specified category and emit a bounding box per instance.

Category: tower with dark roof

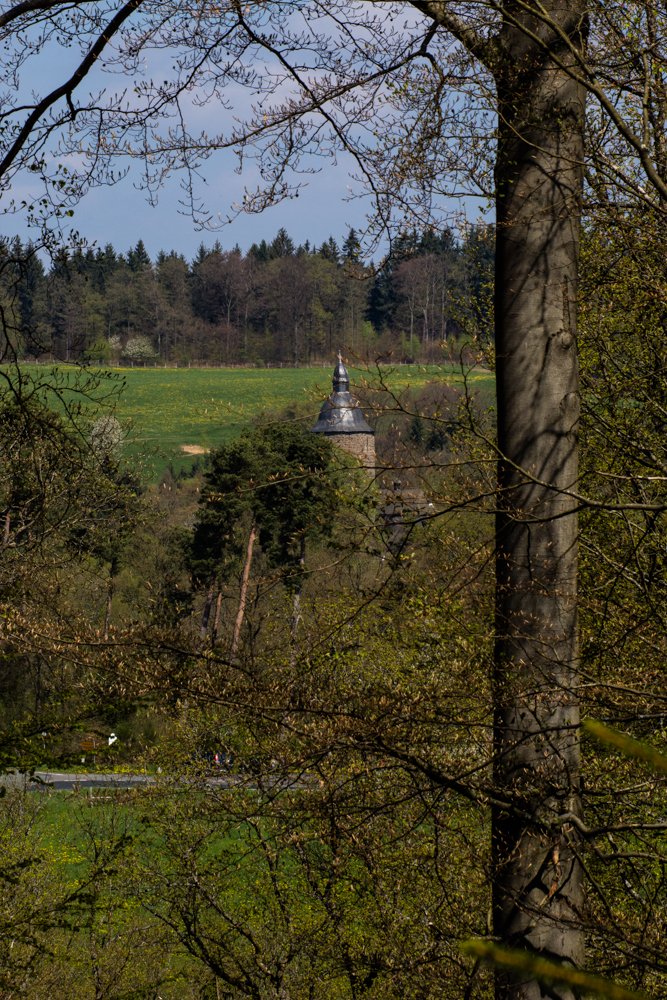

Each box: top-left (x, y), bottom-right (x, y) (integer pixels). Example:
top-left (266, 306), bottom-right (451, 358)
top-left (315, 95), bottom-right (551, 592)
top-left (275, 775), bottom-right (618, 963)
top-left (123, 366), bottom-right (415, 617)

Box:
top-left (309, 355), bottom-right (375, 471)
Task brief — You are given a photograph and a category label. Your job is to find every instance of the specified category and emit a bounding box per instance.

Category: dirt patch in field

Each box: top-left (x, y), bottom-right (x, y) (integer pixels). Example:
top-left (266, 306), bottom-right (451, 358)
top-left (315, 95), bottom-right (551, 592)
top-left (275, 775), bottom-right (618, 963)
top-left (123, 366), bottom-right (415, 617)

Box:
top-left (180, 444), bottom-right (208, 455)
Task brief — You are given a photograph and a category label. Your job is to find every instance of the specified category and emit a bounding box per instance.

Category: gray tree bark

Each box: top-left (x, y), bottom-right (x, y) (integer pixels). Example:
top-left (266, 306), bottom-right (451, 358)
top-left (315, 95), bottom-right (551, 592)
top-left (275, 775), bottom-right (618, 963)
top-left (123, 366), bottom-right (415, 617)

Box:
top-left (104, 565), bottom-right (117, 642)
top-left (289, 535), bottom-right (307, 662)
top-left (200, 580), bottom-right (215, 642)
top-left (230, 521), bottom-right (256, 661)
top-left (492, 5), bottom-right (586, 998)
top-left (212, 586), bottom-right (223, 644)
top-left (104, 582), bottom-right (113, 642)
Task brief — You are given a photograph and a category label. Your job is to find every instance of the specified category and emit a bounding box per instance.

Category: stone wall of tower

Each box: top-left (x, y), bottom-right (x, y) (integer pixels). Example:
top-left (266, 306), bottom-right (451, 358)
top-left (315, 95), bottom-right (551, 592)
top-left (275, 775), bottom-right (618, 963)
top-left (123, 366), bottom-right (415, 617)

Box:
top-left (330, 433), bottom-right (375, 471)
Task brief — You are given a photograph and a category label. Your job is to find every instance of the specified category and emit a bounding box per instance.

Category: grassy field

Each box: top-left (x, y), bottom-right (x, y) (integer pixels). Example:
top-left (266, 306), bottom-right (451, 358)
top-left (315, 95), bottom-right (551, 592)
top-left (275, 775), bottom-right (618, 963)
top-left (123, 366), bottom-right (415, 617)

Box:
top-left (116, 363), bottom-right (494, 481)
top-left (11, 362), bottom-right (495, 481)
top-left (118, 365), bottom-right (348, 480)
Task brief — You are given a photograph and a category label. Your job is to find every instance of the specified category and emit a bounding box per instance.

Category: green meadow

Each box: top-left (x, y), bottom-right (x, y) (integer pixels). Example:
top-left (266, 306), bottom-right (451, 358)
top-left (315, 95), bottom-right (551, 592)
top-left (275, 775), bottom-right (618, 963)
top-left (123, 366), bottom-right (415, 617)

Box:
top-left (11, 363), bottom-right (495, 481)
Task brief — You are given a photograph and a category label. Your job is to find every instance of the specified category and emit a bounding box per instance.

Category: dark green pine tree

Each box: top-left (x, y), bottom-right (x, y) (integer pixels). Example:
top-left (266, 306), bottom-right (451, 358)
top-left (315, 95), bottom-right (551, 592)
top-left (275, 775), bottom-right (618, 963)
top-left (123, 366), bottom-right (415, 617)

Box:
top-left (365, 265), bottom-right (395, 333)
top-left (126, 238), bottom-right (151, 272)
top-left (317, 236), bottom-right (340, 263)
top-left (249, 238), bottom-right (270, 262)
top-left (13, 239), bottom-right (46, 342)
top-left (419, 226), bottom-right (457, 257)
top-left (408, 413), bottom-right (426, 447)
top-left (392, 230), bottom-right (420, 261)
top-left (92, 249), bottom-right (107, 292)
top-left (82, 248), bottom-right (96, 274)
top-left (342, 228), bottom-right (362, 263)
top-left (157, 249), bottom-right (185, 267)
top-left (69, 249), bottom-right (90, 296)
top-left (97, 244), bottom-right (118, 291)
top-left (268, 228), bottom-right (295, 259)
top-left (189, 423), bottom-right (339, 644)
top-left (194, 242), bottom-right (210, 265)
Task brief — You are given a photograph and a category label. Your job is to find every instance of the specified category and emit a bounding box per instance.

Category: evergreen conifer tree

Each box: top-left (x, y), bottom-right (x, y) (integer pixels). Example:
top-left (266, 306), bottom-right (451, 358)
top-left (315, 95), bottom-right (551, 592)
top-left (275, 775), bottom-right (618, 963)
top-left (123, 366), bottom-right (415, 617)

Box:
top-left (14, 240), bottom-right (46, 342)
top-left (249, 238), bottom-right (270, 262)
top-left (419, 227), bottom-right (456, 257)
top-left (100, 244), bottom-right (118, 289)
top-left (269, 228), bottom-right (295, 258)
top-left (342, 229), bottom-right (361, 263)
top-left (194, 242), bottom-right (209, 265)
top-left (365, 266), bottom-right (394, 333)
top-left (317, 236), bottom-right (339, 262)
top-left (126, 239), bottom-right (151, 272)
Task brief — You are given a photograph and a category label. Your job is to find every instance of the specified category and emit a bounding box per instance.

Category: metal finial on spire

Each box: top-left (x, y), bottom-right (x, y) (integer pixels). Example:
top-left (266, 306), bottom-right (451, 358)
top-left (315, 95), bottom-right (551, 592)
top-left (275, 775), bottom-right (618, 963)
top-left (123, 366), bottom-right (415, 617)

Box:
top-left (333, 352), bottom-right (350, 390)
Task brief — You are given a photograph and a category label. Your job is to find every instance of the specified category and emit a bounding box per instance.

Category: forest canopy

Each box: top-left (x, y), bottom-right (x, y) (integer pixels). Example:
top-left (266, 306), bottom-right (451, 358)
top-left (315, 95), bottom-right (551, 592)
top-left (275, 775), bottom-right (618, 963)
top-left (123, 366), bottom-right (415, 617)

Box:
top-left (2, 224), bottom-right (493, 367)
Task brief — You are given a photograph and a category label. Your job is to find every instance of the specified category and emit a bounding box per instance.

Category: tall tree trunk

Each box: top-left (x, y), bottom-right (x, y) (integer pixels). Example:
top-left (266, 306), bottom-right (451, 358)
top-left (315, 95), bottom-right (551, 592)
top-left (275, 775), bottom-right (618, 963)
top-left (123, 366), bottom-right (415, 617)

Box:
top-left (230, 521), bottom-right (256, 660)
top-left (104, 577), bottom-right (114, 641)
top-left (290, 536), bottom-right (307, 660)
top-left (200, 580), bottom-right (215, 641)
top-left (492, 6), bottom-right (586, 999)
top-left (212, 586), bottom-right (223, 643)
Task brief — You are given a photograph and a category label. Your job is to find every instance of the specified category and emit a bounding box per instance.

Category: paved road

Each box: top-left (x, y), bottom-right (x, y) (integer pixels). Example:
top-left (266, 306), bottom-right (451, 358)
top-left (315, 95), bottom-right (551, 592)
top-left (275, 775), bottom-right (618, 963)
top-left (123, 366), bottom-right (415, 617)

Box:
top-left (33, 771), bottom-right (154, 791)
top-left (18, 769), bottom-right (295, 792)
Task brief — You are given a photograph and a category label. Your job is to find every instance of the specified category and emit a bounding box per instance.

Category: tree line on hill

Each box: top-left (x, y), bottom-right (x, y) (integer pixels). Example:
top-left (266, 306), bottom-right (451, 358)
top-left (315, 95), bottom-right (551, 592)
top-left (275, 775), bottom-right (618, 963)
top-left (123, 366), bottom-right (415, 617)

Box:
top-left (2, 225), bottom-right (493, 367)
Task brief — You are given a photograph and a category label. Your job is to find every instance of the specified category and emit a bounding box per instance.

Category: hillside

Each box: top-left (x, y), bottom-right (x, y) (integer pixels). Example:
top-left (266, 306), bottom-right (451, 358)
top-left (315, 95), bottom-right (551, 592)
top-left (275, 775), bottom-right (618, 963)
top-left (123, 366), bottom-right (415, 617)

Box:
top-left (106, 363), bottom-right (495, 481)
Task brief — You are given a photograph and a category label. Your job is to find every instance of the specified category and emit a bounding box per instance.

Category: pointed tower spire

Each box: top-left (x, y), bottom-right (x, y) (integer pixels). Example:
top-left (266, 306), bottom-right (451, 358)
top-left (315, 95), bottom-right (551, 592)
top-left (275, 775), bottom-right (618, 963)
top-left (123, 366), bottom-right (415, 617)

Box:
top-left (309, 355), bottom-right (375, 474)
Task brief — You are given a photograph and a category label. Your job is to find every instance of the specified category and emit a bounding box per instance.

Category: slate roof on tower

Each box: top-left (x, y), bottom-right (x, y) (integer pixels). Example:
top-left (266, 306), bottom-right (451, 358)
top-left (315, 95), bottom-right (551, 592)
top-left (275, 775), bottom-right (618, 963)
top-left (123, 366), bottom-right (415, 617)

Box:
top-left (309, 355), bottom-right (375, 436)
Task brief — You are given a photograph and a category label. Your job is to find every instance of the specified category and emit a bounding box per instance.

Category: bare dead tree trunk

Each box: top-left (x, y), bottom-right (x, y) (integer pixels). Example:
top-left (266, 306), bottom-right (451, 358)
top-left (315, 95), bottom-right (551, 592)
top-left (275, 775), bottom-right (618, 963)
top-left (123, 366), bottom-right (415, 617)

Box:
top-left (230, 521), bottom-right (256, 660)
top-left (212, 586), bottom-right (223, 643)
top-left (290, 536), bottom-right (307, 659)
top-left (200, 580), bottom-right (215, 641)
top-left (492, 6), bottom-right (586, 999)
top-left (104, 578), bottom-right (114, 642)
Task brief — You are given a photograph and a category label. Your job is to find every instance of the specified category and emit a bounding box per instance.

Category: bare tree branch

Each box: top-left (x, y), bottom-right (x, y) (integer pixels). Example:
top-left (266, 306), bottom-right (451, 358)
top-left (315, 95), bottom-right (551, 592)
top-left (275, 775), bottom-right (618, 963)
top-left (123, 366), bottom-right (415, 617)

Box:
top-left (0, 0), bottom-right (81, 30)
top-left (408, 0), bottom-right (503, 69)
top-left (0, 0), bottom-right (144, 182)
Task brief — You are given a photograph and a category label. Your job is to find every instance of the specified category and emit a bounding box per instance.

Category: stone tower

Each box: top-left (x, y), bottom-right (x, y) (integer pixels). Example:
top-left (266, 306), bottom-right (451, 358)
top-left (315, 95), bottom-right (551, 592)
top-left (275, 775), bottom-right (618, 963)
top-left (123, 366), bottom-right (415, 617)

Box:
top-left (309, 356), bottom-right (375, 470)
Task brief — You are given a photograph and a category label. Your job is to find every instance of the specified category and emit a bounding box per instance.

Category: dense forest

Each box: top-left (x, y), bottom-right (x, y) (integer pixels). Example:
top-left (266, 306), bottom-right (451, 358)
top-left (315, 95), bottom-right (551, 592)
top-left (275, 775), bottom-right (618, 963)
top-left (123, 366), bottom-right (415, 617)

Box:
top-left (3, 225), bottom-right (494, 366)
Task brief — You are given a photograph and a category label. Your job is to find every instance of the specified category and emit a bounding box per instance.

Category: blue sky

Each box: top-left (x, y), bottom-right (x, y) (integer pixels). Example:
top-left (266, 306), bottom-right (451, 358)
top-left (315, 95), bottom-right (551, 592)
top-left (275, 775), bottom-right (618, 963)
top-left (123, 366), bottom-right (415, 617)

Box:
top-left (20, 149), bottom-right (377, 262)
top-left (10, 103), bottom-right (377, 262)
top-left (5, 10), bottom-right (484, 265)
